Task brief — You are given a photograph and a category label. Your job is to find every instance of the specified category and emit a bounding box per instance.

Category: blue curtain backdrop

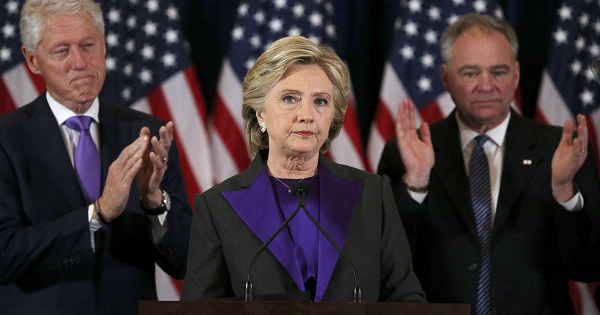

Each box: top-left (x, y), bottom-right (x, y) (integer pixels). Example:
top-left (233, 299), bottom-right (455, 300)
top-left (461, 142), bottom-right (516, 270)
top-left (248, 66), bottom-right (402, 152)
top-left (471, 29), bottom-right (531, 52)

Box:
top-left (181, 0), bottom-right (558, 144)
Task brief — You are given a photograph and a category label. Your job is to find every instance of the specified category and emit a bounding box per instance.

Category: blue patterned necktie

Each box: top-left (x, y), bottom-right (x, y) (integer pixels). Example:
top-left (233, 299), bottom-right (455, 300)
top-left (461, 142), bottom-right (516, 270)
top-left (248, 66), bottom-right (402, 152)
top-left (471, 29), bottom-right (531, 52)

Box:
top-left (65, 116), bottom-right (101, 204)
top-left (469, 135), bottom-right (492, 315)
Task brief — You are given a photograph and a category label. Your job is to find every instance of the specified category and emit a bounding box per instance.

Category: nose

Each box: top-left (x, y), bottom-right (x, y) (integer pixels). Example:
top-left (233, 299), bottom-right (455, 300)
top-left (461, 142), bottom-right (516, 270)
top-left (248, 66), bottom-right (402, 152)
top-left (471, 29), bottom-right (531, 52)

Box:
top-left (297, 101), bottom-right (314, 124)
top-left (70, 47), bottom-right (87, 70)
top-left (477, 73), bottom-right (493, 92)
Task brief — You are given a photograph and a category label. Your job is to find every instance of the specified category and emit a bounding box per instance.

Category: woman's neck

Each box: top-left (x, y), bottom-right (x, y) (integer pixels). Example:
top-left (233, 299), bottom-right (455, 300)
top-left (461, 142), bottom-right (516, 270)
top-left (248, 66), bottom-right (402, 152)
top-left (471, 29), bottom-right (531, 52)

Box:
top-left (266, 153), bottom-right (319, 179)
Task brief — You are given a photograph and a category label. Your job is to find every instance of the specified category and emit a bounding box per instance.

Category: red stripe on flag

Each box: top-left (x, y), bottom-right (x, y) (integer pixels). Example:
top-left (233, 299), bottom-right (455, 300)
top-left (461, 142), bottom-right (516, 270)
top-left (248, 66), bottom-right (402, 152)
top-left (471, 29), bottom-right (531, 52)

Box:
top-left (212, 94), bottom-right (251, 171)
top-left (419, 101), bottom-right (445, 124)
top-left (374, 100), bottom-right (395, 141)
top-left (344, 101), bottom-right (365, 153)
top-left (343, 100), bottom-right (368, 168)
top-left (183, 67), bottom-right (208, 122)
top-left (0, 80), bottom-right (17, 114)
top-left (146, 88), bottom-right (201, 206)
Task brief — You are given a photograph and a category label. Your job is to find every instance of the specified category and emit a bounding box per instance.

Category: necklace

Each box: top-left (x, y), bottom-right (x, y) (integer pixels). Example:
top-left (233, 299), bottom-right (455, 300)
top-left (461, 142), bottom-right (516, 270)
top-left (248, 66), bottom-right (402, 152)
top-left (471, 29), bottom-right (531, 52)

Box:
top-left (272, 175), bottom-right (305, 194)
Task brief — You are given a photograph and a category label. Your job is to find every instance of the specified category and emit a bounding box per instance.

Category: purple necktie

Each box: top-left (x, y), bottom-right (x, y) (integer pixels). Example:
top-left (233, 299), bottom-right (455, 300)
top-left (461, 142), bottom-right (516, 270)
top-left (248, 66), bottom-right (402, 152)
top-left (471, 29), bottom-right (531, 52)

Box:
top-left (65, 116), bottom-right (101, 203)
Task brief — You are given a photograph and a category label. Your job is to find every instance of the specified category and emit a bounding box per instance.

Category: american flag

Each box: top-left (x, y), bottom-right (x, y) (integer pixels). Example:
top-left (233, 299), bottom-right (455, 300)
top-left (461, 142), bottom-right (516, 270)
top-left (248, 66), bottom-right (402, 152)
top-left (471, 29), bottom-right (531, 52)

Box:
top-left (0, 0), bottom-right (212, 300)
top-left (210, 0), bottom-right (367, 183)
top-left (536, 1), bottom-right (600, 314)
top-left (365, 0), bottom-right (503, 171)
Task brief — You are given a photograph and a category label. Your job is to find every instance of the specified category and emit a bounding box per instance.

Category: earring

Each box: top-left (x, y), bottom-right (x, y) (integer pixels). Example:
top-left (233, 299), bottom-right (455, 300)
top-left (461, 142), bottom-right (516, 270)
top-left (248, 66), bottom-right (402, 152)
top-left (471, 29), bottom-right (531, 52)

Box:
top-left (260, 121), bottom-right (267, 133)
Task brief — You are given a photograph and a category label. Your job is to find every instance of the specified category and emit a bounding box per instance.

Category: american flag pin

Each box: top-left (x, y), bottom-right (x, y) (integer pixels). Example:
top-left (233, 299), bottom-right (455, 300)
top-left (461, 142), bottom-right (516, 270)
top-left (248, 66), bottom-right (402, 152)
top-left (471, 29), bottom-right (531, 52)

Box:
top-left (523, 159), bottom-right (532, 165)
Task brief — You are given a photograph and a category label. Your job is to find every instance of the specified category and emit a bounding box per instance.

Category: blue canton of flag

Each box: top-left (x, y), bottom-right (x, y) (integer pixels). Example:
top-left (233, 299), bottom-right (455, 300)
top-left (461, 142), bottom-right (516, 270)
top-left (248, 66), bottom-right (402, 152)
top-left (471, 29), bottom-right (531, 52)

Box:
top-left (0, 1), bottom-right (23, 74)
top-left (389, 0), bottom-right (502, 112)
top-left (99, 0), bottom-right (192, 105)
top-left (228, 0), bottom-right (337, 81)
top-left (545, 1), bottom-right (600, 116)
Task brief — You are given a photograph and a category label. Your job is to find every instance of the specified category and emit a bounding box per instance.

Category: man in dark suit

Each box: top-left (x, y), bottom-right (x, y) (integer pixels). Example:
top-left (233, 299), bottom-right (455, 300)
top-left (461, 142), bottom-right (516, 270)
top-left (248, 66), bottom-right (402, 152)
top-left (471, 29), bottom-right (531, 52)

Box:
top-left (378, 13), bottom-right (600, 315)
top-left (0, 0), bottom-right (192, 314)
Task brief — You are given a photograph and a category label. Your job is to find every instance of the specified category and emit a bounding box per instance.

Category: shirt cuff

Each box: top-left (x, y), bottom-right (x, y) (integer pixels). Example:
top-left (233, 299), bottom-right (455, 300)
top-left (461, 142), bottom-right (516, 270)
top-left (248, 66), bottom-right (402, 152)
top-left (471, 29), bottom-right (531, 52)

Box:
top-left (560, 191), bottom-right (584, 212)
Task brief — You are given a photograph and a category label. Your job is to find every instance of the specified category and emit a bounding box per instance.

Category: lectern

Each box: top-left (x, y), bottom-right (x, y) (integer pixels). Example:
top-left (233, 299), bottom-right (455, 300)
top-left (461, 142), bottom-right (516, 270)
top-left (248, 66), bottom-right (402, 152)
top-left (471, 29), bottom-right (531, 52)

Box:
top-left (139, 301), bottom-right (470, 315)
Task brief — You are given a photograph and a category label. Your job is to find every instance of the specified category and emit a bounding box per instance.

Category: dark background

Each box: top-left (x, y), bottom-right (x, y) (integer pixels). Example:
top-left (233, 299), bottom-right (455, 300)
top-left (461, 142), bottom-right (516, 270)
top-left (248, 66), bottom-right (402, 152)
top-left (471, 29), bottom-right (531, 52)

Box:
top-left (180, 0), bottom-right (559, 145)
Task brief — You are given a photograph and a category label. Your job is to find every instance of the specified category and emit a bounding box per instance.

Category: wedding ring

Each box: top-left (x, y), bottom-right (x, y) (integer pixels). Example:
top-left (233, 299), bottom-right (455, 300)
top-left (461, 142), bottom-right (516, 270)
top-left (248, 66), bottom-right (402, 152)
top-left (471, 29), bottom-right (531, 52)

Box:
top-left (162, 157), bottom-right (168, 162)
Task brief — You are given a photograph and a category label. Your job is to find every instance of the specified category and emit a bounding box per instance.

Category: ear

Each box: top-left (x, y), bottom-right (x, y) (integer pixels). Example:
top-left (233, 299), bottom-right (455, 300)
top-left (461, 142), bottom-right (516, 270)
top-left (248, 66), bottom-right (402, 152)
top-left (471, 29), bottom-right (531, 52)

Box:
top-left (256, 111), bottom-right (263, 122)
top-left (22, 46), bottom-right (42, 75)
top-left (440, 64), bottom-right (449, 90)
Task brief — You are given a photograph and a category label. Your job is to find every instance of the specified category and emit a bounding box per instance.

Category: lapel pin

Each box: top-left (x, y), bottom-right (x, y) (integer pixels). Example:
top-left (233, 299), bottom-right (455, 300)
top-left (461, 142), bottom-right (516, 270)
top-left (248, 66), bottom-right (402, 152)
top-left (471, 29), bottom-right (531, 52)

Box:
top-left (523, 159), bottom-right (532, 165)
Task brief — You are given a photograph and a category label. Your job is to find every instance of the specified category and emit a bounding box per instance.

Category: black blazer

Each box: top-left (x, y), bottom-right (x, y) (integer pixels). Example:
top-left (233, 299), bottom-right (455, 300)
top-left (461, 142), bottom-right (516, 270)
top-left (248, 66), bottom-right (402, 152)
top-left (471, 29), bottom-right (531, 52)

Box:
top-left (378, 111), bottom-right (600, 315)
top-left (181, 150), bottom-right (425, 302)
top-left (0, 93), bottom-right (192, 315)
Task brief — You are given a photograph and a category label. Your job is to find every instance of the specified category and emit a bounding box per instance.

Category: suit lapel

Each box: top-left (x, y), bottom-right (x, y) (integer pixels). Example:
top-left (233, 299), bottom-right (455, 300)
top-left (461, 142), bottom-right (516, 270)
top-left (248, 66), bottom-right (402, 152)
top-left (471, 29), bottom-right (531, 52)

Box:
top-left (22, 95), bottom-right (86, 208)
top-left (432, 115), bottom-right (479, 237)
top-left (493, 114), bottom-right (542, 235)
top-left (223, 159), bottom-right (304, 291)
top-left (314, 163), bottom-right (362, 301)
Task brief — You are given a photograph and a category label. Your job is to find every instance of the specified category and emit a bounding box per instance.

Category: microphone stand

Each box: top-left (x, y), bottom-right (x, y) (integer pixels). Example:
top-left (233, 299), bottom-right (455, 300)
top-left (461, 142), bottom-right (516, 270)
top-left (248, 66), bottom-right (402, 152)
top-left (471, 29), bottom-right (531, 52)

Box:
top-left (295, 187), bottom-right (362, 302)
top-left (244, 195), bottom-right (304, 301)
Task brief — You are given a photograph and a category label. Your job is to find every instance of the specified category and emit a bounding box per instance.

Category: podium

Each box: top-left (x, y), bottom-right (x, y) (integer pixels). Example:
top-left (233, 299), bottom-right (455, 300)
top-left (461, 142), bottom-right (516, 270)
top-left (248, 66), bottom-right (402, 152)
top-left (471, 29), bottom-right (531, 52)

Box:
top-left (139, 301), bottom-right (470, 315)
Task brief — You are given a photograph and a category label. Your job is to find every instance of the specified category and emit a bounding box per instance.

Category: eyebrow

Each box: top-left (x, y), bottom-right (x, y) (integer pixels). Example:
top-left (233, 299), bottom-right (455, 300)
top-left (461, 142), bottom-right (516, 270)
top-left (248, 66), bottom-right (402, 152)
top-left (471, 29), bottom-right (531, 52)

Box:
top-left (278, 89), bottom-right (332, 99)
top-left (458, 64), bottom-right (510, 72)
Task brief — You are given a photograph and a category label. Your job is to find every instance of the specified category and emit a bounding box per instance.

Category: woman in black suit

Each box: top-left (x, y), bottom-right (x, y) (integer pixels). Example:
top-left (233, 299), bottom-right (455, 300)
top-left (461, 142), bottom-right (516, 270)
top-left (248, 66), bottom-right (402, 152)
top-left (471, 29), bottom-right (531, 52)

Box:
top-left (181, 36), bottom-right (425, 302)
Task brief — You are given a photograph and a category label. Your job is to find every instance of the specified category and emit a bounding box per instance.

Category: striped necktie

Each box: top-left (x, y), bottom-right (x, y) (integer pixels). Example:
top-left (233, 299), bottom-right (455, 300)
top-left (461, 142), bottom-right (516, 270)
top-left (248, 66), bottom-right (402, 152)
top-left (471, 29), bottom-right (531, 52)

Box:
top-left (469, 135), bottom-right (492, 315)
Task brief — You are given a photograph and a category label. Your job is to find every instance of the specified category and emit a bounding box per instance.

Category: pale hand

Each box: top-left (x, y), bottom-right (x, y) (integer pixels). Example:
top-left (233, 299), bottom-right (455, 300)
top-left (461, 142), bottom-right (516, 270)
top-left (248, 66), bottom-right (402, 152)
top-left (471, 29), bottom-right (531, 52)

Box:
top-left (95, 135), bottom-right (149, 221)
top-left (137, 121), bottom-right (174, 209)
top-left (395, 98), bottom-right (434, 187)
top-left (552, 114), bottom-right (588, 202)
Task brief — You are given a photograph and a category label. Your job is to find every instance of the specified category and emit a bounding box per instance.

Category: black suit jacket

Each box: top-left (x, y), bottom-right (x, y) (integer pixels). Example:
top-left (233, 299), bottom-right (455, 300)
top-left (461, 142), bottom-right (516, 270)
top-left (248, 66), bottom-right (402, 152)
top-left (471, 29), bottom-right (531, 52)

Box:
top-left (181, 150), bottom-right (425, 303)
top-left (0, 93), bottom-right (192, 315)
top-left (378, 111), bottom-right (600, 315)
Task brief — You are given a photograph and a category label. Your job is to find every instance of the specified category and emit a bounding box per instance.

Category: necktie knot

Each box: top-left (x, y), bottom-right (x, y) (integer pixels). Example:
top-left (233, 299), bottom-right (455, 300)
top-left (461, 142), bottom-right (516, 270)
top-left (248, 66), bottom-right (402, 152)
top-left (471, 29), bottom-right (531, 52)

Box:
top-left (474, 134), bottom-right (490, 150)
top-left (65, 115), bottom-right (94, 132)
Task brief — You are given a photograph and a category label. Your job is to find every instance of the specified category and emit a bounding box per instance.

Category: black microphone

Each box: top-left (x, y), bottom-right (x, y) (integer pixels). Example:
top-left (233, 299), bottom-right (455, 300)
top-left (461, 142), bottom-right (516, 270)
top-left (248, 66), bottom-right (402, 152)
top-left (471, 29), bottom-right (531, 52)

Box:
top-left (592, 58), bottom-right (600, 84)
top-left (244, 186), bottom-right (305, 301)
top-left (290, 181), bottom-right (362, 303)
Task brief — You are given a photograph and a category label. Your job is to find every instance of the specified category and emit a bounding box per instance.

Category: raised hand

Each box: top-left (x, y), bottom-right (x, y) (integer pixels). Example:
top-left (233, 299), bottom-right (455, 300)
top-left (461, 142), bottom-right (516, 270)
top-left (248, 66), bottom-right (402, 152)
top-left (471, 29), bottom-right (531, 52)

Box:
top-left (395, 98), bottom-right (434, 188)
top-left (137, 121), bottom-right (174, 209)
top-left (552, 114), bottom-right (588, 202)
top-left (95, 135), bottom-right (148, 221)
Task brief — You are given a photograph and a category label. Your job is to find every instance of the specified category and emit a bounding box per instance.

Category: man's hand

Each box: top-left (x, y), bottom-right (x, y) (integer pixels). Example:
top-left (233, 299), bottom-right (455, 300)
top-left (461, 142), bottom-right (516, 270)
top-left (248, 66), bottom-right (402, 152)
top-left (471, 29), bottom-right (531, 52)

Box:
top-left (95, 134), bottom-right (149, 221)
top-left (552, 114), bottom-right (588, 202)
top-left (395, 98), bottom-right (434, 188)
top-left (137, 121), bottom-right (174, 209)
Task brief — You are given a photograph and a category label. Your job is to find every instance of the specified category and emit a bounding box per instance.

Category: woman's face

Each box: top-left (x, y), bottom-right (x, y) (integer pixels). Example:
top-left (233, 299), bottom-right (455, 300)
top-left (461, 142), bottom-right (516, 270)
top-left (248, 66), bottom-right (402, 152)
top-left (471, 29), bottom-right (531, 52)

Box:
top-left (258, 64), bottom-right (335, 160)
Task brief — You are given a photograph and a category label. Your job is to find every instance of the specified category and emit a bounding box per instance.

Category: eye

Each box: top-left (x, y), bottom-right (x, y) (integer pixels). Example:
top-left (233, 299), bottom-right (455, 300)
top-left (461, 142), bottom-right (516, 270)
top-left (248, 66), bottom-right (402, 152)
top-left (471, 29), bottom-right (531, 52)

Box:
top-left (282, 95), bottom-right (298, 103)
top-left (462, 71), bottom-right (477, 78)
top-left (54, 47), bottom-right (68, 55)
top-left (314, 98), bottom-right (329, 106)
top-left (492, 70), bottom-right (508, 77)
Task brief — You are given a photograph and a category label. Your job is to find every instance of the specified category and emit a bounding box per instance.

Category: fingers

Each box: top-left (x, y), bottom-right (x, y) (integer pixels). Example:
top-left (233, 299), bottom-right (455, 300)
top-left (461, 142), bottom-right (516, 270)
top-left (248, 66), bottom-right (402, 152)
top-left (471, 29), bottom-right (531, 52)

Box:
top-left (100, 135), bottom-right (148, 219)
top-left (561, 119), bottom-right (575, 144)
top-left (419, 122), bottom-right (432, 146)
top-left (116, 136), bottom-right (149, 179)
top-left (576, 114), bottom-right (588, 153)
top-left (396, 98), bottom-right (417, 137)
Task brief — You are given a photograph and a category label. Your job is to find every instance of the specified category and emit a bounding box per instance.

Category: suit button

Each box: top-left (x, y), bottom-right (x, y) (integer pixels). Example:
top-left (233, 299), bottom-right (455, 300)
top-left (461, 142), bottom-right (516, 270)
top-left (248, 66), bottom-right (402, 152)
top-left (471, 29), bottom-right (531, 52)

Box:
top-left (468, 263), bottom-right (478, 271)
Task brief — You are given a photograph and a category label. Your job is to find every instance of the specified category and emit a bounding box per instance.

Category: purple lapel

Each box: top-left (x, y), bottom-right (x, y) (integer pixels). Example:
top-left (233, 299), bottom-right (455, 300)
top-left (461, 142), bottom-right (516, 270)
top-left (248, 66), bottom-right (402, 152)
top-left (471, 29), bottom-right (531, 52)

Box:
top-left (314, 166), bottom-right (363, 301)
top-left (222, 170), bottom-right (304, 291)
